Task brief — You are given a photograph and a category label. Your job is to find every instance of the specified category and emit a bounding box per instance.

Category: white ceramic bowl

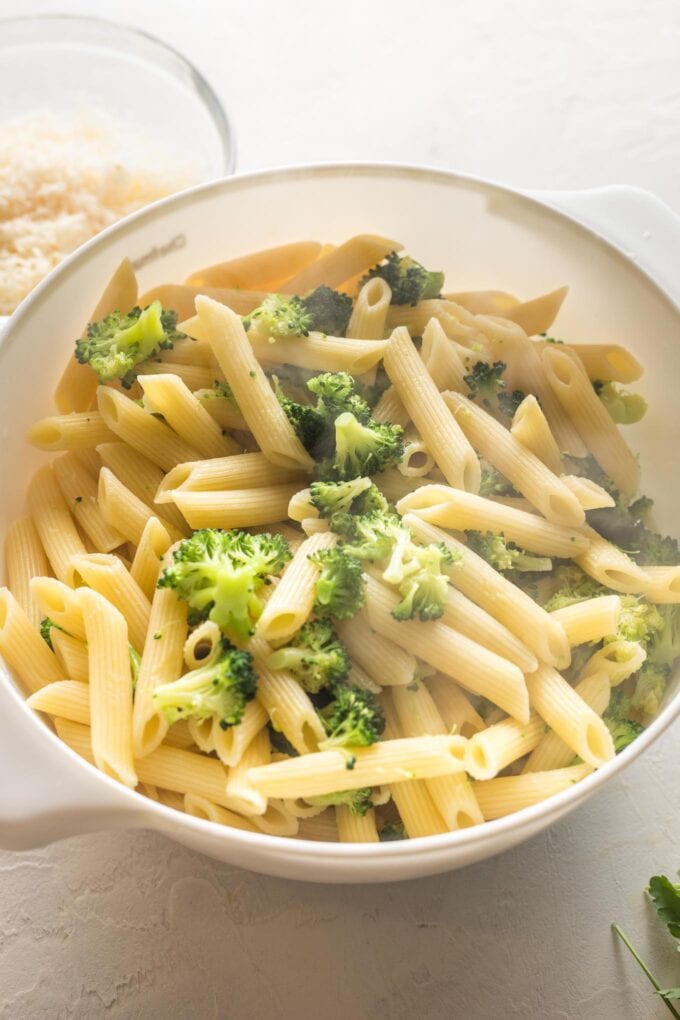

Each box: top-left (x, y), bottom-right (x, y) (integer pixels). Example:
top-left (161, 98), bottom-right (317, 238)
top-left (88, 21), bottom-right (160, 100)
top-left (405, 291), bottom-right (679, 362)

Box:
top-left (1, 165), bottom-right (679, 883)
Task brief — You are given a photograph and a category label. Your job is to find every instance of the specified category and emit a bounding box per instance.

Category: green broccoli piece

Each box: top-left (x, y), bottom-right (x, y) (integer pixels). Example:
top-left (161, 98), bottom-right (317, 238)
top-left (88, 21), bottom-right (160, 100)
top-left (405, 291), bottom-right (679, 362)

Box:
top-left (309, 477), bottom-right (374, 518)
top-left (321, 411), bottom-right (403, 480)
top-left (379, 821), bottom-right (407, 841)
top-left (603, 689), bottom-right (644, 752)
top-left (478, 465), bottom-right (519, 499)
top-left (466, 531), bottom-right (552, 573)
top-left (40, 617), bottom-right (66, 651)
top-left (201, 379), bottom-right (237, 404)
top-left (274, 384), bottom-right (326, 455)
top-left (129, 646), bottom-right (141, 693)
top-left (615, 596), bottom-right (664, 647)
top-left (266, 619), bottom-right (350, 693)
top-left (158, 529), bottom-right (291, 642)
top-left (306, 371), bottom-right (372, 423)
top-left (243, 294), bottom-right (313, 338)
top-left (593, 380), bottom-right (647, 425)
top-left (305, 787), bottom-right (374, 815)
top-left (337, 510), bottom-right (407, 562)
top-left (541, 564), bottom-right (607, 611)
top-left (153, 638), bottom-right (256, 729)
top-left (383, 539), bottom-right (456, 621)
top-left (463, 360), bottom-right (525, 419)
top-left (299, 285), bottom-right (353, 336)
top-left (75, 301), bottom-right (182, 388)
top-left (648, 605), bottom-right (680, 668)
top-left (630, 661), bottom-right (671, 723)
top-left (310, 546), bottom-right (366, 620)
top-left (319, 686), bottom-right (385, 750)
top-left (362, 252), bottom-right (444, 305)
top-left (267, 722), bottom-right (299, 757)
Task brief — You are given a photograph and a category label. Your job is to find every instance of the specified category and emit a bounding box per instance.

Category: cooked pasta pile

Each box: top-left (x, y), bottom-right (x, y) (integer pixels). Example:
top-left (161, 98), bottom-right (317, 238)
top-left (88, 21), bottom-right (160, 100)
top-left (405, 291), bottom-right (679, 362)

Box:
top-left (3, 234), bottom-right (679, 844)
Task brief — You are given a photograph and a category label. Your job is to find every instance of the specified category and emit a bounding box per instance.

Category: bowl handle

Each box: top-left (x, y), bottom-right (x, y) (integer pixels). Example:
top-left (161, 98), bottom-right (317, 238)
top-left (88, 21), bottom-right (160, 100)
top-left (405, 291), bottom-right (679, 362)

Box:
top-left (0, 679), bottom-right (143, 850)
top-left (527, 184), bottom-right (680, 303)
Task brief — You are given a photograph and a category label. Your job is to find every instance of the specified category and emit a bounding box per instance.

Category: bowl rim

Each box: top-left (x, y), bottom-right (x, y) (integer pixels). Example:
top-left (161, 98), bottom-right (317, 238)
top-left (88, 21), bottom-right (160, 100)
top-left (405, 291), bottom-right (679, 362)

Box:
top-left (0, 12), bottom-right (235, 177)
top-left (2, 159), bottom-right (679, 859)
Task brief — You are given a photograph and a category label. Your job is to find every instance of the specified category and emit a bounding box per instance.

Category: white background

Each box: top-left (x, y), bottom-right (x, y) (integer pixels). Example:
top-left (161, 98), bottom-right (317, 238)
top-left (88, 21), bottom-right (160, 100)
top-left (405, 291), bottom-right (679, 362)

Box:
top-left (1, 2), bottom-right (680, 1017)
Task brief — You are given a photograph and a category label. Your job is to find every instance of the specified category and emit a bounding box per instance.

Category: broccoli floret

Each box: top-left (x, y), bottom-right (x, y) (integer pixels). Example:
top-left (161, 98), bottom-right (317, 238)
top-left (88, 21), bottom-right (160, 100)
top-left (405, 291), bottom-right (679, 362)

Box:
top-left (75, 301), bottom-right (182, 387)
top-left (593, 380), bottom-right (647, 425)
top-left (243, 294), bottom-right (312, 338)
top-left (630, 661), bottom-right (670, 723)
top-left (603, 689), bottom-right (644, 752)
top-left (466, 531), bottom-right (552, 573)
top-left (542, 564), bottom-right (607, 611)
top-left (615, 596), bottom-right (664, 647)
top-left (379, 821), bottom-right (407, 841)
top-left (153, 638), bottom-right (256, 729)
top-left (299, 285), bottom-right (353, 336)
top-left (201, 379), bottom-right (237, 404)
top-left (40, 617), bottom-right (65, 651)
top-left (305, 787), bottom-right (374, 816)
top-left (267, 722), bottom-right (299, 757)
top-left (307, 371), bottom-right (372, 423)
top-left (383, 539), bottom-right (456, 622)
top-left (320, 412), bottom-right (403, 481)
top-left (648, 605), bottom-right (680, 668)
top-left (310, 546), bottom-right (366, 620)
top-left (129, 646), bottom-right (141, 692)
top-left (309, 477), bottom-right (374, 518)
top-left (479, 465), bottom-right (519, 499)
top-left (362, 252), bottom-right (444, 305)
top-left (318, 686), bottom-right (385, 749)
top-left (266, 619), bottom-right (350, 693)
top-left (337, 510), bottom-right (407, 562)
top-left (158, 529), bottom-right (291, 642)
top-left (275, 385), bottom-right (327, 455)
top-left (463, 360), bottom-right (525, 419)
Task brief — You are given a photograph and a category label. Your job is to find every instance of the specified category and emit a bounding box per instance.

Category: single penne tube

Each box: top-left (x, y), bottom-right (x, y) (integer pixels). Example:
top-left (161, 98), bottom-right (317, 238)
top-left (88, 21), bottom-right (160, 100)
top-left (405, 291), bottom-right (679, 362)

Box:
top-left (183, 794), bottom-right (259, 832)
top-left (130, 517), bottom-right (172, 600)
top-left (381, 696), bottom-right (449, 837)
top-left (420, 316), bottom-right (467, 391)
top-left (194, 296), bottom-right (314, 471)
top-left (576, 526), bottom-right (653, 594)
top-left (97, 386), bottom-right (201, 472)
top-left (525, 664), bottom-right (615, 768)
top-left (249, 800), bottom-right (299, 837)
top-left (403, 515), bottom-right (571, 668)
top-left (398, 438), bottom-right (435, 477)
top-left (444, 289), bottom-right (519, 315)
top-left (560, 474), bottom-right (615, 510)
top-left (464, 713), bottom-right (547, 780)
top-left (642, 565), bottom-right (680, 604)
top-left (287, 487), bottom-right (317, 523)
top-left (541, 344), bottom-right (640, 495)
top-left (247, 734), bottom-right (467, 800)
top-left (4, 516), bottom-right (50, 626)
top-left (511, 394), bottom-right (563, 475)
top-left (26, 465), bottom-right (87, 585)
top-left (224, 727), bottom-right (271, 816)
top-left (397, 484), bottom-right (588, 558)
top-left (372, 385), bottom-right (411, 429)
top-left (138, 360), bottom-right (218, 392)
top-left (442, 391), bottom-right (585, 526)
top-left (194, 391), bottom-right (248, 432)
top-left (550, 595), bottom-right (621, 646)
top-left (335, 806), bottom-right (380, 842)
top-left (187, 716), bottom-right (215, 753)
top-left (56, 718), bottom-right (234, 806)
top-left (132, 554), bottom-right (188, 758)
top-left (346, 662), bottom-right (381, 694)
top-left (496, 285), bottom-right (568, 336)
top-left (472, 764), bottom-right (593, 820)
top-left (96, 442), bottom-right (187, 534)
top-left (98, 468), bottom-right (184, 546)
top-left (157, 452), bottom-right (306, 501)
top-left (364, 576), bottom-right (530, 723)
top-left (69, 553), bottom-right (151, 653)
top-left (182, 620), bottom-right (223, 670)
top-left (250, 332), bottom-right (388, 375)
top-left (27, 679), bottom-right (90, 724)
top-left (390, 686), bottom-right (484, 828)
top-left (53, 452), bottom-right (125, 552)
top-left (278, 234), bottom-right (401, 293)
top-left (335, 615), bottom-right (417, 687)
top-left (249, 637), bottom-right (326, 754)
top-left (441, 588), bottom-right (538, 673)
top-left (186, 240), bottom-right (323, 289)
top-left (426, 676), bottom-right (486, 738)
top-left (212, 699), bottom-right (269, 768)
top-left (347, 276), bottom-right (391, 339)
top-left (143, 284), bottom-right (266, 320)
top-left (556, 342), bottom-right (643, 384)
top-left (80, 588), bottom-right (137, 788)
top-left (26, 412), bottom-right (117, 451)
top-left (523, 672), bottom-right (611, 773)
top-left (51, 630), bottom-right (89, 683)
top-left (29, 577), bottom-right (86, 641)
top-left (294, 812), bottom-right (340, 842)
top-left (384, 327), bottom-right (480, 492)
top-left (137, 373), bottom-right (239, 459)
top-left (0, 587), bottom-right (66, 692)
top-left (580, 640), bottom-right (647, 687)
top-left (386, 299), bottom-right (486, 346)
top-left (55, 257), bottom-right (138, 413)
top-left (256, 531), bottom-right (335, 642)
top-left (158, 336), bottom-right (219, 368)
top-left (170, 483), bottom-right (301, 530)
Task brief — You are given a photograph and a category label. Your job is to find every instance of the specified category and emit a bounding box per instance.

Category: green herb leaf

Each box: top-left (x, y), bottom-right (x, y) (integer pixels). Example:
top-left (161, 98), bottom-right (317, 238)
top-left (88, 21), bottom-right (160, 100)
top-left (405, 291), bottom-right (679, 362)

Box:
top-left (649, 876), bottom-right (680, 941)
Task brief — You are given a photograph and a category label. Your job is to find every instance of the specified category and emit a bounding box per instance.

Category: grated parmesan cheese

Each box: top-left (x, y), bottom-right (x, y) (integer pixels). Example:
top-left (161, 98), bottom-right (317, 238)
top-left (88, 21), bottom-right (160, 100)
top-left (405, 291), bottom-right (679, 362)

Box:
top-left (0, 111), bottom-right (195, 315)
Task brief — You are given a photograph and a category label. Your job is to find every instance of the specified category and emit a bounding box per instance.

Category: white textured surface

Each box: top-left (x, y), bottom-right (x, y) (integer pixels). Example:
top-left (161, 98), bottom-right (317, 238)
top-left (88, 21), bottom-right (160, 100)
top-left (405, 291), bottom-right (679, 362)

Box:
top-left (1, 1), bottom-right (679, 1016)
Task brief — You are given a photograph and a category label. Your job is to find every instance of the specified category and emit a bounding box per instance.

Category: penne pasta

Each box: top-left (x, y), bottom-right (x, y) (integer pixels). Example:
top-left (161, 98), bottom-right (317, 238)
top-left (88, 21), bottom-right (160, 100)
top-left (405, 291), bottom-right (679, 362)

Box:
top-left (97, 386), bottom-right (201, 472)
top-left (4, 516), bottom-right (50, 626)
top-left (98, 468), bottom-right (184, 546)
top-left (138, 373), bottom-right (240, 459)
top-left (523, 672), bottom-right (611, 773)
top-left (511, 394), bottom-right (563, 475)
top-left (472, 764), bottom-right (593, 820)
top-left (26, 465), bottom-right (87, 585)
top-left (27, 412), bottom-right (116, 451)
top-left (335, 614), bottom-right (418, 687)
top-left (525, 664), bottom-right (615, 768)
top-left (550, 595), bottom-right (621, 646)
top-left (53, 452), bottom-right (125, 552)
top-left (0, 587), bottom-right (66, 692)
top-left (256, 531), bottom-right (335, 642)
top-left (278, 234), bottom-right (400, 293)
top-left (169, 483), bottom-right (301, 530)
top-left (186, 240), bottom-right (323, 290)
top-left (69, 552), bottom-right (151, 653)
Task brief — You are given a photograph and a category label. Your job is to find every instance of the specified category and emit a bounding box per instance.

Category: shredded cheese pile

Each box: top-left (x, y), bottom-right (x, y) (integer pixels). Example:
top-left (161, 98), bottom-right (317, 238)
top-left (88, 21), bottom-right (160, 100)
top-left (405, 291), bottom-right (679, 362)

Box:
top-left (0, 111), bottom-right (194, 314)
